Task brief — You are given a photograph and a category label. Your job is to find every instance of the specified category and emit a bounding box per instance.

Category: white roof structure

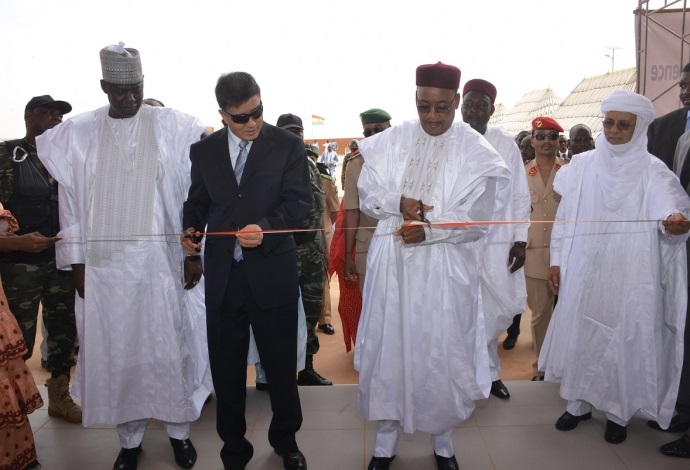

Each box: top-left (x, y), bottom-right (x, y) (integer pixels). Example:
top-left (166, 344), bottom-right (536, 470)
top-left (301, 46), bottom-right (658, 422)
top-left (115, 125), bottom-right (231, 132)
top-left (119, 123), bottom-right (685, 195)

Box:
top-left (552, 67), bottom-right (637, 137)
top-left (491, 88), bottom-right (561, 134)
top-left (488, 68), bottom-right (637, 139)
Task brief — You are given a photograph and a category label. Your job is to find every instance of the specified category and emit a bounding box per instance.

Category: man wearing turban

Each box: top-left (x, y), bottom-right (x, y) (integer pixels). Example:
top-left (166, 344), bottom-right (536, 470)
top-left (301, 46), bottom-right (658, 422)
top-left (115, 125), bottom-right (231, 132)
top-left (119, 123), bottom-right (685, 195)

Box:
top-left (540, 90), bottom-right (690, 445)
top-left (355, 62), bottom-right (510, 470)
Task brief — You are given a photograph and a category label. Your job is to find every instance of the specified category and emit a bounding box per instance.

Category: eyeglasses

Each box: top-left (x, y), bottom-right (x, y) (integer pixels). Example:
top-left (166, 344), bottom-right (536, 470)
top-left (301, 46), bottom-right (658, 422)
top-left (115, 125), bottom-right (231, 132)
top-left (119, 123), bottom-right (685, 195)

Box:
top-left (570, 137), bottom-right (593, 143)
top-left (602, 119), bottom-right (635, 132)
top-left (533, 132), bottom-right (559, 141)
top-left (220, 101), bottom-right (263, 124)
top-left (416, 94), bottom-right (458, 114)
top-left (363, 125), bottom-right (386, 138)
top-left (461, 101), bottom-right (491, 111)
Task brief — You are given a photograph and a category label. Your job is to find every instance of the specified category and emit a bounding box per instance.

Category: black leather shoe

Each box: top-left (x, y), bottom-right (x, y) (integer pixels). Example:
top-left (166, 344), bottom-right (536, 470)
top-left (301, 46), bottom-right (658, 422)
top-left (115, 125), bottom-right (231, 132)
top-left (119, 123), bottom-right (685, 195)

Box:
top-left (660, 433), bottom-right (690, 458)
top-left (256, 382), bottom-right (269, 391)
top-left (555, 411), bottom-right (592, 431)
top-left (297, 367), bottom-right (332, 386)
top-left (113, 445), bottom-right (142, 470)
top-left (318, 323), bottom-right (335, 335)
top-left (434, 453), bottom-right (459, 469)
top-left (276, 450), bottom-right (307, 469)
top-left (368, 456), bottom-right (394, 470)
top-left (169, 438), bottom-right (197, 469)
top-left (648, 415), bottom-right (690, 433)
top-left (502, 335), bottom-right (518, 350)
top-left (531, 375), bottom-right (544, 381)
top-left (490, 379), bottom-right (510, 399)
top-left (604, 420), bottom-right (627, 444)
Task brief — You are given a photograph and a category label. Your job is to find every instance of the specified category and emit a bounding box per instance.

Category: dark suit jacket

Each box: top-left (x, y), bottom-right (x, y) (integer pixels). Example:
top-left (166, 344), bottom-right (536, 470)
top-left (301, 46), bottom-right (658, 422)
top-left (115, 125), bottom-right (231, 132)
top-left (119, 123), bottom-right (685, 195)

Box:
top-left (183, 124), bottom-right (312, 311)
top-left (647, 107), bottom-right (687, 170)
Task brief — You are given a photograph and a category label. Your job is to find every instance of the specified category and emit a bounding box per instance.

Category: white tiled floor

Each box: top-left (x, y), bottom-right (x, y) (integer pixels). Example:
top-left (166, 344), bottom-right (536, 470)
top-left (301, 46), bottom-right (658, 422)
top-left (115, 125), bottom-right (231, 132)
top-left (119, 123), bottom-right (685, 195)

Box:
top-left (29, 381), bottom-right (689, 469)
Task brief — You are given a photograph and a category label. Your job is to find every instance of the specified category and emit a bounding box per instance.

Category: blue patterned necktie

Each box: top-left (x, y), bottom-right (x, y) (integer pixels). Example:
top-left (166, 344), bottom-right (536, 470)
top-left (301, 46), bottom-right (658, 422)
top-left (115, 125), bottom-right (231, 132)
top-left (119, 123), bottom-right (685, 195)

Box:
top-left (235, 140), bottom-right (248, 183)
top-left (233, 140), bottom-right (249, 261)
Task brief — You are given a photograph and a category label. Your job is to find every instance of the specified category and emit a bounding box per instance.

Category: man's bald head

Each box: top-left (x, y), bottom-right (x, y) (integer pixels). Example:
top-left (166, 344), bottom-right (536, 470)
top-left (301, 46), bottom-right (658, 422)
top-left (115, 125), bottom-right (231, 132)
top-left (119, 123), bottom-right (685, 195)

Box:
top-left (568, 124), bottom-right (594, 156)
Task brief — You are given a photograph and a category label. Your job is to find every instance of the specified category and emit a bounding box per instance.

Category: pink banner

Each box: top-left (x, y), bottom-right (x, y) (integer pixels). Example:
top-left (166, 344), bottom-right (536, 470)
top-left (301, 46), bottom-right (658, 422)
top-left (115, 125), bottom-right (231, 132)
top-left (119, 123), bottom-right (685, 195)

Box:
top-left (636, 8), bottom-right (690, 116)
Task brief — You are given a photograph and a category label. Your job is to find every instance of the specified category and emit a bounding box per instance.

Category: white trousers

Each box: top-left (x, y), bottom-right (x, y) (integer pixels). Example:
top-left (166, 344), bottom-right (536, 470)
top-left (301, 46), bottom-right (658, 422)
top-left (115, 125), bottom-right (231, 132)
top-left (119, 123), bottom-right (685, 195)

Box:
top-left (373, 420), bottom-right (454, 458)
top-left (117, 419), bottom-right (190, 448)
top-left (487, 340), bottom-right (501, 381)
top-left (566, 400), bottom-right (629, 427)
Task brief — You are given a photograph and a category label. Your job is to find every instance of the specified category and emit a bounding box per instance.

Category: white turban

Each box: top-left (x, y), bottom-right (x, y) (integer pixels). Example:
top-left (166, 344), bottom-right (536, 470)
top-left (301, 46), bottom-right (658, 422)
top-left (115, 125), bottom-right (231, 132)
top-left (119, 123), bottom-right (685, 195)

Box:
top-left (594, 90), bottom-right (656, 209)
top-left (601, 89), bottom-right (655, 128)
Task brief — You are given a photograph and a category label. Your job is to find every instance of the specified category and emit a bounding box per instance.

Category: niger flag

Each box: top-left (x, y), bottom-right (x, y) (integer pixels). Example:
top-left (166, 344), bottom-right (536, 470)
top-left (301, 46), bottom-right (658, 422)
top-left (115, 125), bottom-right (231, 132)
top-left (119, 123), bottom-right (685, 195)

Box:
top-left (312, 114), bottom-right (325, 125)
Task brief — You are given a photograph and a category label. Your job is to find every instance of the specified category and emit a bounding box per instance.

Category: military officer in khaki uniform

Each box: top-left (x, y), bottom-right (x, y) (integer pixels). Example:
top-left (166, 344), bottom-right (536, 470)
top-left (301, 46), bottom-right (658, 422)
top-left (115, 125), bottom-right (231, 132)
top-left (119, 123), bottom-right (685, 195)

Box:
top-left (524, 116), bottom-right (567, 380)
top-left (343, 108), bottom-right (392, 291)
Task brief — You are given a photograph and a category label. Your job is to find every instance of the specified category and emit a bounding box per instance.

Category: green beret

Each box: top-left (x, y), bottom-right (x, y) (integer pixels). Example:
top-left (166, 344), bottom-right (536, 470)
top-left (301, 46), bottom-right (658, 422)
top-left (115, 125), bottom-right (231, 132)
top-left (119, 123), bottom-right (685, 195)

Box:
top-left (360, 108), bottom-right (392, 125)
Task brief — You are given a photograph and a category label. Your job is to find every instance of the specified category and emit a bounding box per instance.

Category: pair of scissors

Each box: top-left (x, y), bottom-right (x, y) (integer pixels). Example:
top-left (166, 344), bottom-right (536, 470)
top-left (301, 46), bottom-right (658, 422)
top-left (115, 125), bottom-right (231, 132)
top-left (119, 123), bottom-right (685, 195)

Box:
top-left (418, 199), bottom-right (430, 224)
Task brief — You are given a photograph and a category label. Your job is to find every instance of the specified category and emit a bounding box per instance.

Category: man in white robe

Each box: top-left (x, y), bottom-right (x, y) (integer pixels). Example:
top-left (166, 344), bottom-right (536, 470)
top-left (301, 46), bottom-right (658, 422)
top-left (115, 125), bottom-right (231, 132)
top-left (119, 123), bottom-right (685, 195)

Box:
top-left (356, 62), bottom-right (510, 470)
top-left (461, 78), bottom-right (530, 400)
top-left (36, 43), bottom-right (211, 470)
top-left (540, 90), bottom-right (690, 445)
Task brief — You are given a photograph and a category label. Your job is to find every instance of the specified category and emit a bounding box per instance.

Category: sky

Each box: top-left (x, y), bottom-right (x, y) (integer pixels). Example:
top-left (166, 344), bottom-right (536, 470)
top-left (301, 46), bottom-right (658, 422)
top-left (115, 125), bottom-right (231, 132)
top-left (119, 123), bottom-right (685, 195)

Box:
top-left (3, 0), bottom-right (640, 139)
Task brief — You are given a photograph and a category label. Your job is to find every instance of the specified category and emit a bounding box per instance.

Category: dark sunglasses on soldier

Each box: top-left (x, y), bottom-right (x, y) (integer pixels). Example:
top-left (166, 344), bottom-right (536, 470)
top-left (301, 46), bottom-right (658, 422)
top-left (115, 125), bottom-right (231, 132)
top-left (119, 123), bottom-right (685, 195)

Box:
top-left (533, 132), bottom-right (559, 141)
top-left (363, 125), bottom-right (386, 138)
top-left (220, 101), bottom-right (263, 124)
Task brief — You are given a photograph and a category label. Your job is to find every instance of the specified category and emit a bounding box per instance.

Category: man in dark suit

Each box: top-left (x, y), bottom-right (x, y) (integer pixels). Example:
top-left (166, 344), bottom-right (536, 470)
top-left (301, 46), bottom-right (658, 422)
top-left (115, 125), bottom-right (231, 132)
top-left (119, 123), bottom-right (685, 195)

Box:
top-left (182, 72), bottom-right (312, 470)
top-left (647, 62), bottom-right (690, 170)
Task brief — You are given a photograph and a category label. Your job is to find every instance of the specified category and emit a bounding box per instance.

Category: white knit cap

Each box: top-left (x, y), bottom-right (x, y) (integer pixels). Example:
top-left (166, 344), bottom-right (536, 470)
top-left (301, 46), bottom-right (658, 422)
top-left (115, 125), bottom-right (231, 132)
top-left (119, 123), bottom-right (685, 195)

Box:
top-left (100, 42), bottom-right (143, 85)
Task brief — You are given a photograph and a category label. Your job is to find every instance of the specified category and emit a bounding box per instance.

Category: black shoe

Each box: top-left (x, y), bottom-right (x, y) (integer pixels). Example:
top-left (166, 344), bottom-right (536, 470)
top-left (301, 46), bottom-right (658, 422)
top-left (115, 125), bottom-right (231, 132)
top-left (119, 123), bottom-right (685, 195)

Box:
top-left (604, 420), bottom-right (627, 444)
top-left (113, 445), bottom-right (142, 470)
top-left (490, 379), bottom-right (510, 399)
top-left (276, 450), bottom-right (307, 469)
top-left (318, 323), bottom-right (335, 335)
top-left (502, 335), bottom-right (518, 350)
top-left (555, 411), bottom-right (592, 431)
top-left (648, 415), bottom-right (690, 433)
top-left (169, 438), bottom-right (197, 469)
top-left (531, 375), bottom-right (544, 381)
top-left (368, 456), bottom-right (395, 470)
top-left (660, 433), bottom-right (690, 458)
top-left (297, 367), bottom-right (332, 386)
top-left (256, 382), bottom-right (269, 392)
top-left (434, 453), bottom-right (459, 470)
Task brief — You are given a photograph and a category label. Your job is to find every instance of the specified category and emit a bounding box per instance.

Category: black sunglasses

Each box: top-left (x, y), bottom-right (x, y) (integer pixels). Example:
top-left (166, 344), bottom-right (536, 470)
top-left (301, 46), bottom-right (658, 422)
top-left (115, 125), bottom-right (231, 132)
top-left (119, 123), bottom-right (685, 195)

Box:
top-left (220, 101), bottom-right (263, 124)
top-left (363, 125), bottom-right (386, 138)
top-left (533, 132), bottom-right (559, 141)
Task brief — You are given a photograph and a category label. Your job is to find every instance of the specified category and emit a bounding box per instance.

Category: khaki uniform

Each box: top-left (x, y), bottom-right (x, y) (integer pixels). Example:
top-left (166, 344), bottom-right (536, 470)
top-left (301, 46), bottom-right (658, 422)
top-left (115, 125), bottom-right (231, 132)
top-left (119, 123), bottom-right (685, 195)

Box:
top-left (524, 157), bottom-right (565, 373)
top-left (319, 174), bottom-right (339, 325)
top-left (343, 154), bottom-right (378, 290)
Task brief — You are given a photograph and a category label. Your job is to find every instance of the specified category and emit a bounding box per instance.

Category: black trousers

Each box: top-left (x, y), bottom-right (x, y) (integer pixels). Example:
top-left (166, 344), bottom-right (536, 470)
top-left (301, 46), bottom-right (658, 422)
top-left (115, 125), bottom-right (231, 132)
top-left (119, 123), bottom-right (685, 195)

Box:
top-left (206, 261), bottom-right (303, 468)
top-left (506, 314), bottom-right (521, 338)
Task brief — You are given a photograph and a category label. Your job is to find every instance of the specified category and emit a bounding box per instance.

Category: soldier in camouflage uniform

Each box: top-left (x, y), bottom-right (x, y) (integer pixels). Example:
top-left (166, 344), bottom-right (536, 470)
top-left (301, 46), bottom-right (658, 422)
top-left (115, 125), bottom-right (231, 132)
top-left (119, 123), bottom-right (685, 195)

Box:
top-left (276, 113), bottom-right (332, 386)
top-left (0, 95), bottom-right (81, 423)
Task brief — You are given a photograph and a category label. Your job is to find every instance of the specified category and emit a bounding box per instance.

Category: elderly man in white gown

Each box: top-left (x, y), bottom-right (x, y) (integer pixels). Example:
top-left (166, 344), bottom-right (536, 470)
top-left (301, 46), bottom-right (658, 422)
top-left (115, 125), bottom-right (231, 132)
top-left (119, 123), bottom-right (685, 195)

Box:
top-left (540, 90), bottom-right (690, 445)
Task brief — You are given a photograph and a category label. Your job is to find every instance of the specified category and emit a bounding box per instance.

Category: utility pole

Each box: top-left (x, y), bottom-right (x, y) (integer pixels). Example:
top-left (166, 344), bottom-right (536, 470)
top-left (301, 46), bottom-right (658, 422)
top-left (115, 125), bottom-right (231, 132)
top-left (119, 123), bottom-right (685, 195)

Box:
top-left (605, 46), bottom-right (621, 73)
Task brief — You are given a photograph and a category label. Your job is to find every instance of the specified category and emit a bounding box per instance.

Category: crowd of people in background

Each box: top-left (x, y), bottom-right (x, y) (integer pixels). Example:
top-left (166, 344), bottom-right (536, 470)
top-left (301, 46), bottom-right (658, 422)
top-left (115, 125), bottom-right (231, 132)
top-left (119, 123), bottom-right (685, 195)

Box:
top-left (2, 43), bottom-right (690, 470)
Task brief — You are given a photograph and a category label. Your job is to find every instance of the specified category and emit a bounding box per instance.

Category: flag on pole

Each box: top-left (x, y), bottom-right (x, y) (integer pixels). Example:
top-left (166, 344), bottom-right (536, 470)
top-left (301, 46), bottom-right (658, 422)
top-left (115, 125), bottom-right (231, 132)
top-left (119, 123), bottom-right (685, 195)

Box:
top-left (312, 114), bottom-right (325, 125)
